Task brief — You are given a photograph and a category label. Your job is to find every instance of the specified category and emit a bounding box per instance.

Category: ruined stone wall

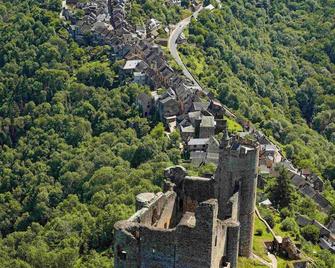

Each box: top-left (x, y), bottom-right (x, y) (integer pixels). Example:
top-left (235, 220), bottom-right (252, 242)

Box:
top-left (139, 226), bottom-right (176, 268)
top-left (129, 192), bottom-right (177, 227)
top-left (181, 176), bottom-right (215, 212)
top-left (156, 192), bottom-right (177, 229)
top-left (175, 200), bottom-right (225, 268)
top-left (114, 199), bottom-right (230, 268)
top-left (114, 222), bottom-right (140, 268)
top-left (199, 126), bottom-right (215, 139)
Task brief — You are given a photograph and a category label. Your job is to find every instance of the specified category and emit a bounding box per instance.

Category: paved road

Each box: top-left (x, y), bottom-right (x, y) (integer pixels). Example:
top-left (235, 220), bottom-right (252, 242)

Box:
top-left (168, 7), bottom-right (203, 90)
top-left (251, 253), bottom-right (272, 267)
top-left (60, 1), bottom-right (67, 19)
top-left (268, 253), bottom-right (278, 268)
top-left (167, 7), bottom-right (237, 119)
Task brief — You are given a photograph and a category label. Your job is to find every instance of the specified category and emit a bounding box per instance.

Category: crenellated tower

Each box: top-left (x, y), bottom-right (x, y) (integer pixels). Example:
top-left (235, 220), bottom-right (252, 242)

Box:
top-left (214, 124), bottom-right (259, 257)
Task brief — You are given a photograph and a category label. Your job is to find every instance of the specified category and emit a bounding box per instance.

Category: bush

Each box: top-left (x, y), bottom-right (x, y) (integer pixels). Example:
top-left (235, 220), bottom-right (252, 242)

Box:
top-left (255, 228), bottom-right (263, 236)
top-left (281, 217), bottom-right (298, 232)
top-left (263, 214), bottom-right (275, 228)
top-left (280, 207), bottom-right (292, 219)
top-left (301, 225), bottom-right (320, 243)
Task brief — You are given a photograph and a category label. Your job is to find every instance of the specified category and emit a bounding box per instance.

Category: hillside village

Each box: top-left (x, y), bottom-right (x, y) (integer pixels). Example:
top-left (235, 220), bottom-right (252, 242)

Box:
top-left (60, 0), bottom-right (335, 266)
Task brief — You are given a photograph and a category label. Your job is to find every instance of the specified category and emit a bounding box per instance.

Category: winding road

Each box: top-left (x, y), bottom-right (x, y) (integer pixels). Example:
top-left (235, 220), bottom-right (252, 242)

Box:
top-left (168, 6), bottom-right (280, 268)
top-left (167, 7), bottom-right (237, 119)
top-left (168, 6), bottom-right (203, 90)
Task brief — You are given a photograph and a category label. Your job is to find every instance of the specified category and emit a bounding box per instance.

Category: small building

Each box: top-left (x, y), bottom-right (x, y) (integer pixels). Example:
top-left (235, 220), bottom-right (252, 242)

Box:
top-left (271, 236), bottom-right (301, 260)
top-left (312, 220), bottom-right (331, 237)
top-left (188, 138), bottom-right (210, 152)
top-left (177, 32), bottom-right (187, 44)
top-left (208, 99), bottom-right (225, 119)
top-left (312, 192), bottom-right (332, 212)
top-left (205, 4), bottom-right (215, 11)
top-left (122, 59), bottom-right (147, 74)
top-left (133, 72), bottom-right (147, 85)
top-left (291, 174), bottom-right (307, 188)
top-left (319, 237), bottom-right (335, 253)
top-left (157, 91), bottom-right (180, 120)
top-left (260, 144), bottom-right (282, 169)
top-left (180, 125), bottom-right (195, 141)
top-left (259, 199), bottom-right (272, 207)
top-left (199, 116), bottom-right (216, 138)
top-left (147, 18), bottom-right (161, 33)
top-left (309, 174), bottom-right (324, 192)
top-left (191, 101), bottom-right (210, 112)
top-left (190, 151), bottom-right (207, 167)
top-left (136, 24), bottom-right (146, 39)
top-left (296, 214), bottom-right (312, 227)
top-left (299, 184), bottom-right (316, 199)
top-left (165, 116), bottom-right (177, 133)
top-left (189, 136), bottom-right (219, 166)
top-left (137, 92), bottom-right (153, 117)
top-left (327, 220), bottom-right (335, 233)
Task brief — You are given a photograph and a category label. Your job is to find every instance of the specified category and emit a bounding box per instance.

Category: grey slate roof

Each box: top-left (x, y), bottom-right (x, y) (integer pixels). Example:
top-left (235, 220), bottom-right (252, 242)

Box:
top-left (192, 102), bottom-right (210, 111)
top-left (188, 138), bottom-right (209, 146)
top-left (312, 192), bottom-right (331, 209)
top-left (200, 116), bottom-right (215, 128)
top-left (123, 60), bottom-right (142, 70)
top-left (291, 174), bottom-right (306, 188)
top-left (181, 125), bottom-right (195, 133)
top-left (299, 184), bottom-right (316, 198)
top-left (296, 214), bottom-right (312, 226)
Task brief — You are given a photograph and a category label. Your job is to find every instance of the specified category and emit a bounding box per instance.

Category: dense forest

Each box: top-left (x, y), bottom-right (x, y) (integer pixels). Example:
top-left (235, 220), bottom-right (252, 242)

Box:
top-left (1, 0), bottom-right (335, 267)
top-left (181, 0), bottom-right (335, 186)
top-left (0, 1), bottom-right (181, 266)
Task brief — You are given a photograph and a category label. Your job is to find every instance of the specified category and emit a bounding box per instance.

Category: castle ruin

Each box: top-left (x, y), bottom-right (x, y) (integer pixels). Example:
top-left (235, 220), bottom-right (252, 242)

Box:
top-left (114, 129), bottom-right (259, 268)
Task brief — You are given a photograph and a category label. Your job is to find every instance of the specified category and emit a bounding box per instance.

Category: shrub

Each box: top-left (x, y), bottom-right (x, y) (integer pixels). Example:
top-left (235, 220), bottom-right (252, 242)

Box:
top-left (301, 225), bottom-right (320, 243)
top-left (281, 217), bottom-right (298, 232)
top-left (280, 207), bottom-right (291, 219)
top-left (264, 214), bottom-right (275, 228)
top-left (255, 228), bottom-right (263, 236)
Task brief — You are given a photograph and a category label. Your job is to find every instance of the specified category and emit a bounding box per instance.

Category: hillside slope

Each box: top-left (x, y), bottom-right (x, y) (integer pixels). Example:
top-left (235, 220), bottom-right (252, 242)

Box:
top-left (181, 0), bottom-right (335, 183)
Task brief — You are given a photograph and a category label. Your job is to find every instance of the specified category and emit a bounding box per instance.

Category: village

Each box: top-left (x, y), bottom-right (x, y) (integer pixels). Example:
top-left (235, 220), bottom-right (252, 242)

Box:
top-left (61, 0), bottom-right (335, 265)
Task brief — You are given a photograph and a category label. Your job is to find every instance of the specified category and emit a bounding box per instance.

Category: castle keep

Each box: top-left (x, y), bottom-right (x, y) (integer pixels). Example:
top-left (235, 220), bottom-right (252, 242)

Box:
top-left (114, 129), bottom-right (259, 268)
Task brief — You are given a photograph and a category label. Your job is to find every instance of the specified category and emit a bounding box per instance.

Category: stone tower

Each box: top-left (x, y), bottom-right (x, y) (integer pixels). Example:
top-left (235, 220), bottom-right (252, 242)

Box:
top-left (113, 126), bottom-right (260, 268)
top-left (214, 127), bottom-right (259, 257)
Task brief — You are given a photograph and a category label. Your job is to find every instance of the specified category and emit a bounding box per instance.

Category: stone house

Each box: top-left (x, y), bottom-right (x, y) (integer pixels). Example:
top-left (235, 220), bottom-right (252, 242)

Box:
top-left (189, 136), bottom-right (220, 166)
top-left (208, 99), bottom-right (225, 119)
top-left (191, 101), bottom-right (210, 112)
top-left (136, 24), bottom-right (146, 39)
top-left (187, 138), bottom-right (210, 152)
top-left (319, 237), bottom-right (335, 253)
top-left (122, 59), bottom-right (148, 74)
top-left (312, 192), bottom-right (332, 212)
top-left (137, 92), bottom-right (153, 117)
top-left (308, 174), bottom-right (324, 192)
top-left (327, 220), bottom-right (335, 233)
top-left (157, 91), bottom-right (180, 120)
top-left (259, 144), bottom-right (282, 169)
top-left (180, 125), bottom-right (195, 141)
top-left (291, 174), bottom-right (307, 188)
top-left (199, 116), bottom-right (216, 138)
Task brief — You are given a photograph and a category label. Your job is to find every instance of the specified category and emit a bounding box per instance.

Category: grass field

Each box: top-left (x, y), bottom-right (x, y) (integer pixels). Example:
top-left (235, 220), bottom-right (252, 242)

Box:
top-left (226, 117), bottom-right (243, 132)
top-left (253, 216), bottom-right (273, 262)
top-left (238, 257), bottom-right (267, 268)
